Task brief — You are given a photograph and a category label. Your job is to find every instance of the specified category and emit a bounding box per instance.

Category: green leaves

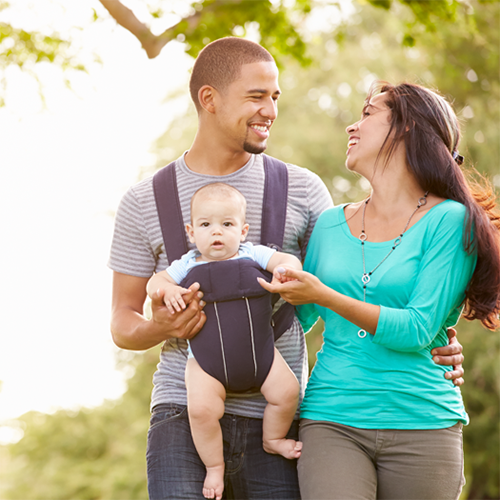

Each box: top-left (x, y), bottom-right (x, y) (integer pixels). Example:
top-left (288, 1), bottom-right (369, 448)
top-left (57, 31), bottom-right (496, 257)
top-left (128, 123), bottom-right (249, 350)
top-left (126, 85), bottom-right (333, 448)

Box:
top-left (0, 0), bottom-right (485, 80)
top-left (167, 0), bottom-right (311, 67)
top-left (0, 23), bottom-right (70, 68)
top-left (366, 0), bottom-right (476, 49)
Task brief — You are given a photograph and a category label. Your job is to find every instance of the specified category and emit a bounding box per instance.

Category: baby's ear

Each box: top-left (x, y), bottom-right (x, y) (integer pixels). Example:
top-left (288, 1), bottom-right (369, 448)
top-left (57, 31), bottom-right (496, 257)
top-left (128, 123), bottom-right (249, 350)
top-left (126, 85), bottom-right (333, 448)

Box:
top-left (185, 224), bottom-right (195, 243)
top-left (240, 223), bottom-right (250, 241)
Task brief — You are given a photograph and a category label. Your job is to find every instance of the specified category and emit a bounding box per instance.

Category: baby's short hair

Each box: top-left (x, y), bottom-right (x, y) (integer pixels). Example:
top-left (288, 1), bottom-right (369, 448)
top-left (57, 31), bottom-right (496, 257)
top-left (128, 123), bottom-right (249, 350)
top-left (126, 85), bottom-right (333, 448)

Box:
top-left (190, 183), bottom-right (247, 220)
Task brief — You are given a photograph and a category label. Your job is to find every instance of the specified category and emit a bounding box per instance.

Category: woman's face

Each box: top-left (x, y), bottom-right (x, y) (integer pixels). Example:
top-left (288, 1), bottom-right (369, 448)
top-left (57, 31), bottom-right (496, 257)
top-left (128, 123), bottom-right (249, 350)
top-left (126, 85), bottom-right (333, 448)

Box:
top-left (345, 92), bottom-right (393, 176)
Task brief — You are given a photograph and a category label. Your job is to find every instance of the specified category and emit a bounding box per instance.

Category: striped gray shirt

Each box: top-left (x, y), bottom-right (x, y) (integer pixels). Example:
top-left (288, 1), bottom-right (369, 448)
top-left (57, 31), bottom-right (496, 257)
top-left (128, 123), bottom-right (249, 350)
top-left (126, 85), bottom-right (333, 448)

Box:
top-left (108, 153), bottom-right (333, 418)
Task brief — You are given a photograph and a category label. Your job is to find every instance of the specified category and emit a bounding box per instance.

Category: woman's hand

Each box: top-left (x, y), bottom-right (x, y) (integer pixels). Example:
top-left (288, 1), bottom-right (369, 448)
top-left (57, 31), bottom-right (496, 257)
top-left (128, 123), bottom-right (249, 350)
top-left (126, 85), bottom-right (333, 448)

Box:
top-left (261, 268), bottom-right (380, 334)
top-left (271, 266), bottom-right (299, 285)
top-left (258, 268), bottom-right (327, 305)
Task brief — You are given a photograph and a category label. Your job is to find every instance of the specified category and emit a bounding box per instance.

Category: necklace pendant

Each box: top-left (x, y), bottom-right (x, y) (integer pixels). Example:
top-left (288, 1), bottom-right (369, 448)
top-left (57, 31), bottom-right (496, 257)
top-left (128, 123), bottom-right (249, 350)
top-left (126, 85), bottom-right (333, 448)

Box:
top-left (361, 273), bottom-right (370, 285)
top-left (418, 195), bottom-right (428, 207)
top-left (358, 329), bottom-right (367, 338)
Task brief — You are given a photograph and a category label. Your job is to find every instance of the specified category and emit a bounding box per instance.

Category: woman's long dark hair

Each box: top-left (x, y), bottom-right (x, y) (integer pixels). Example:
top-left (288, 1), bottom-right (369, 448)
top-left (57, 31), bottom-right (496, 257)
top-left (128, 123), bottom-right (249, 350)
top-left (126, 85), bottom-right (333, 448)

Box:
top-left (368, 81), bottom-right (500, 330)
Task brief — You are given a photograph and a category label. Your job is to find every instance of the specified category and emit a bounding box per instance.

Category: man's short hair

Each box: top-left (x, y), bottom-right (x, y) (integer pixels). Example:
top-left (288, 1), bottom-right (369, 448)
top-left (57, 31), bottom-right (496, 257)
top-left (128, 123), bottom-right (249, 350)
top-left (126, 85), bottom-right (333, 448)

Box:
top-left (189, 37), bottom-right (275, 112)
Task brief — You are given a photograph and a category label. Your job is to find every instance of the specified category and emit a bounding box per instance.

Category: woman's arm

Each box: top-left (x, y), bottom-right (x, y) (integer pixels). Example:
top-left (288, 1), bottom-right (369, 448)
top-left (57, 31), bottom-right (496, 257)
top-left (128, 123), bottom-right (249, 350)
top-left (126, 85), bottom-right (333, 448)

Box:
top-left (371, 212), bottom-right (476, 352)
top-left (260, 203), bottom-right (475, 345)
top-left (258, 268), bottom-right (380, 333)
top-left (259, 269), bottom-right (466, 384)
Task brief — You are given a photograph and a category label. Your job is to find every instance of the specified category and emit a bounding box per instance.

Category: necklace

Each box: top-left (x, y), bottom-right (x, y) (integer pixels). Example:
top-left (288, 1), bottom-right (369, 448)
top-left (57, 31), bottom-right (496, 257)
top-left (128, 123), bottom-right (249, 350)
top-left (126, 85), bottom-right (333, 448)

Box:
top-left (357, 192), bottom-right (429, 338)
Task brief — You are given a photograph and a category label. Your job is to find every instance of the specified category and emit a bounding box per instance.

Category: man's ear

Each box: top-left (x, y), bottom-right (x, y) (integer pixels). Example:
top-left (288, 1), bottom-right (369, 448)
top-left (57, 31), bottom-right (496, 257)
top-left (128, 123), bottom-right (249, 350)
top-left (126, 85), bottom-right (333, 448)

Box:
top-left (240, 223), bottom-right (250, 242)
top-left (185, 223), bottom-right (196, 243)
top-left (198, 85), bottom-right (217, 114)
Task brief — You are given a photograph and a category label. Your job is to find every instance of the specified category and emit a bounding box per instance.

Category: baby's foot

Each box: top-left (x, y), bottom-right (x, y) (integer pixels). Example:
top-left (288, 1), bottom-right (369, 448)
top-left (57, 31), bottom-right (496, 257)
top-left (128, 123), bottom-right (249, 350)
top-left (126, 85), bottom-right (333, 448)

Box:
top-left (263, 438), bottom-right (303, 459)
top-left (203, 464), bottom-right (225, 500)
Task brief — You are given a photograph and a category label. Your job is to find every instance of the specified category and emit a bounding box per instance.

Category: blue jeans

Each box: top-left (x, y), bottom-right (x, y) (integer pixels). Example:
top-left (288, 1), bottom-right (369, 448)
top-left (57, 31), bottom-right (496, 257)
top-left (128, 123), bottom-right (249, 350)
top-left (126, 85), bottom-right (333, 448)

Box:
top-left (147, 403), bottom-right (300, 500)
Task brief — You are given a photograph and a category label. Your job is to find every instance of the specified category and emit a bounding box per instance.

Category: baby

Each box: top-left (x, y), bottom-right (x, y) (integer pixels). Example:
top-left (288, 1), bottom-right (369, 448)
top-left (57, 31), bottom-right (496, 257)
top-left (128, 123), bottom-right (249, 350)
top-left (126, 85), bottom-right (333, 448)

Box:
top-left (147, 183), bottom-right (302, 500)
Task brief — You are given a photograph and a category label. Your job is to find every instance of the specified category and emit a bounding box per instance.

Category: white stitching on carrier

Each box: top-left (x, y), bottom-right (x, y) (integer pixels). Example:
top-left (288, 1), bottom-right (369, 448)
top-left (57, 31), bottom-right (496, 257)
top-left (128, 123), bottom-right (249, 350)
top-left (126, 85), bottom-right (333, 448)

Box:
top-left (244, 297), bottom-right (258, 379)
top-left (213, 302), bottom-right (229, 387)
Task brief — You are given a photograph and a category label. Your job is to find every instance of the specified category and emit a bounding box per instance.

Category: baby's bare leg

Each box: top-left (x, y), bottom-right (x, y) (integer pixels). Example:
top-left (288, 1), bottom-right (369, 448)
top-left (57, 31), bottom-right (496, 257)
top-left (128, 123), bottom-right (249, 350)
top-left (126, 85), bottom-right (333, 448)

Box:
top-left (185, 358), bottom-right (226, 500)
top-left (260, 348), bottom-right (302, 459)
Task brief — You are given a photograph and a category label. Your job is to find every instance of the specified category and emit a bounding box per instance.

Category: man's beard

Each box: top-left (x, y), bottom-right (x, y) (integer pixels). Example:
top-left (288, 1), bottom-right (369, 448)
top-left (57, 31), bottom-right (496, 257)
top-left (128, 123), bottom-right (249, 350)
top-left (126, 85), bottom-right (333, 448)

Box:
top-left (243, 140), bottom-right (267, 155)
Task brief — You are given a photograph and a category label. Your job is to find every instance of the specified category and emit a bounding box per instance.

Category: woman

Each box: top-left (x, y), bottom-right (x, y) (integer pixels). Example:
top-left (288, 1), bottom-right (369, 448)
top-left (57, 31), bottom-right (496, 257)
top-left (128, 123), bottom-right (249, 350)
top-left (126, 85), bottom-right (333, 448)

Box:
top-left (259, 82), bottom-right (500, 499)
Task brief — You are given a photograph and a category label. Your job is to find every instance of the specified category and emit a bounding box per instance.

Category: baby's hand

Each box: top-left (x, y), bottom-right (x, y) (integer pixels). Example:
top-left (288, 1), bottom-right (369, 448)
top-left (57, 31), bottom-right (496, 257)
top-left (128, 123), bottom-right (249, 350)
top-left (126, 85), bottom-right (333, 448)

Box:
top-left (272, 266), bottom-right (299, 285)
top-left (162, 287), bottom-right (190, 314)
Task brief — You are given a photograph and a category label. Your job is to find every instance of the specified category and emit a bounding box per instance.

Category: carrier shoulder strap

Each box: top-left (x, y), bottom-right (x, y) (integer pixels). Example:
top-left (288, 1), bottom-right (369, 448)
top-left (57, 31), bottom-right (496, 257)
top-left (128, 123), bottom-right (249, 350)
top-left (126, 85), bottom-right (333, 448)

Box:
top-left (260, 155), bottom-right (296, 340)
top-left (152, 161), bottom-right (188, 263)
top-left (153, 155), bottom-right (289, 261)
top-left (261, 154), bottom-right (288, 251)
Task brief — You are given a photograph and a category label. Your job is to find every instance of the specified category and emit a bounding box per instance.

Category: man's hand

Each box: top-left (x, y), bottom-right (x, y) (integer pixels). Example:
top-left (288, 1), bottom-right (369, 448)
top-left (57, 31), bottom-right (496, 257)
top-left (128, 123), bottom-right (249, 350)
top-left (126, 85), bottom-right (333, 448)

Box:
top-left (111, 272), bottom-right (206, 350)
top-left (150, 283), bottom-right (206, 340)
top-left (431, 328), bottom-right (464, 386)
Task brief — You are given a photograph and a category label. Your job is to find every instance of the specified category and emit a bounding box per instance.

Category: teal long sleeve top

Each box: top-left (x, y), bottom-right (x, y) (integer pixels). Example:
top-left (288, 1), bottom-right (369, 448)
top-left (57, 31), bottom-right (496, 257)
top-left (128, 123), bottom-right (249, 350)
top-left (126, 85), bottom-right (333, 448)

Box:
top-left (298, 200), bottom-right (476, 429)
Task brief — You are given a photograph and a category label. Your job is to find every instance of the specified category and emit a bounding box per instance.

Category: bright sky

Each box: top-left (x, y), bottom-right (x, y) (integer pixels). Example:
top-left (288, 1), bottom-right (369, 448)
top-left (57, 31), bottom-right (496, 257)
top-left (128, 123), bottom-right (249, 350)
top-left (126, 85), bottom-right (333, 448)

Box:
top-left (0, 0), bottom-right (354, 444)
top-left (0, 1), bottom-right (195, 442)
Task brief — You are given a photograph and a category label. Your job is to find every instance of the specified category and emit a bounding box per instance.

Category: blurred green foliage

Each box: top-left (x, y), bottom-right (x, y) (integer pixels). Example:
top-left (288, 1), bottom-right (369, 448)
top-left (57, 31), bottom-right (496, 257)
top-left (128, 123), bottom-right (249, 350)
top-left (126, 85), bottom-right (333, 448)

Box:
top-left (0, 0), bottom-right (485, 75)
top-left (0, 1), bottom-right (86, 106)
top-left (0, 350), bottom-right (158, 500)
top-left (169, 0), bottom-right (312, 66)
top-left (0, 0), bottom-right (489, 104)
top-left (1, 1), bottom-right (498, 499)
top-left (142, 0), bottom-right (478, 66)
top-left (0, 1), bottom-right (82, 70)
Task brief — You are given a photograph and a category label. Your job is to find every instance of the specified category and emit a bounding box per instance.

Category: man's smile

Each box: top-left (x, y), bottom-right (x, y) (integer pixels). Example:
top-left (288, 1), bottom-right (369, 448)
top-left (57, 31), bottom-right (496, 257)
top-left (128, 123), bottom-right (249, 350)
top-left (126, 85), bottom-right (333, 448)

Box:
top-left (249, 123), bottom-right (270, 139)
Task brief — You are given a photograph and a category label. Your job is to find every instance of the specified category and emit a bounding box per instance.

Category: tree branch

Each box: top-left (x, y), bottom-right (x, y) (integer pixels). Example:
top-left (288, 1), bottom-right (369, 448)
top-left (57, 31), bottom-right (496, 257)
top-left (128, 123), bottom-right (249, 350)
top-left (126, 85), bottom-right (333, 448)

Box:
top-left (99, 0), bottom-right (191, 59)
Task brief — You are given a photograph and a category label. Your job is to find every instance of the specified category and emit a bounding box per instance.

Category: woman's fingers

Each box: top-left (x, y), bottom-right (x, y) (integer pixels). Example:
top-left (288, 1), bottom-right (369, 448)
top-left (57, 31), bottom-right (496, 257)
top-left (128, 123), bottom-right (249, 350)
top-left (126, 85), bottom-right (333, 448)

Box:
top-left (257, 276), bottom-right (280, 292)
top-left (277, 267), bottom-right (304, 280)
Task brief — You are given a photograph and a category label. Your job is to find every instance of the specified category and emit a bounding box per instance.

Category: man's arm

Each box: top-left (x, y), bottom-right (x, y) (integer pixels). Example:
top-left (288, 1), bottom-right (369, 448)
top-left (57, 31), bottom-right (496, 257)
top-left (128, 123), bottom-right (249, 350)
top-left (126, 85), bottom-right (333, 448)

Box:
top-left (110, 271), bottom-right (206, 351)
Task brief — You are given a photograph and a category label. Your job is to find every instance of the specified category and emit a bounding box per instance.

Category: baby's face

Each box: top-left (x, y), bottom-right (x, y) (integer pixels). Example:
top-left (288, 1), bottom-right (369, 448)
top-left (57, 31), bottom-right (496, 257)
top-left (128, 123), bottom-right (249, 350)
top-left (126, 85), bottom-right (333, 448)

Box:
top-left (186, 196), bottom-right (248, 262)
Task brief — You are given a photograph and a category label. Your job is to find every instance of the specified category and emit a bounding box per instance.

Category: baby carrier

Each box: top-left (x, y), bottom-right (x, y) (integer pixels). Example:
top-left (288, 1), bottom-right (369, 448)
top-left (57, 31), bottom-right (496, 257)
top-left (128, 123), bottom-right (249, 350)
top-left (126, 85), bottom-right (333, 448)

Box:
top-left (153, 155), bottom-right (295, 392)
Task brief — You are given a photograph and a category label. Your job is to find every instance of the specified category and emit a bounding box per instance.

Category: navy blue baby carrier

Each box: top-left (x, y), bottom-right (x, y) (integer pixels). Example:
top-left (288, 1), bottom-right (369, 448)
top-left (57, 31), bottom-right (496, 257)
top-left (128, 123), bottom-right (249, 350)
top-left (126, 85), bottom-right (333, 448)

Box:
top-left (153, 155), bottom-right (295, 392)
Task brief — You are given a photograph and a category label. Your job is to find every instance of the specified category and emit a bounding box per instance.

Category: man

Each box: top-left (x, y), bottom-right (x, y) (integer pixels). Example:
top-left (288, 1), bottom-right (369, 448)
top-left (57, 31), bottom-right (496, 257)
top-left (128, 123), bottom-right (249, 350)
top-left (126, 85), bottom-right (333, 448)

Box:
top-left (108, 37), bottom-right (464, 500)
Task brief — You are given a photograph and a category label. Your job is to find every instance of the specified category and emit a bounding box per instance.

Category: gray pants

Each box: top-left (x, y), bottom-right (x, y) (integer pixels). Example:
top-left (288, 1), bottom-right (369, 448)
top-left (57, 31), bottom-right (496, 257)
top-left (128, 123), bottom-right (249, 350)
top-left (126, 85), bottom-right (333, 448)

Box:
top-left (298, 419), bottom-right (465, 500)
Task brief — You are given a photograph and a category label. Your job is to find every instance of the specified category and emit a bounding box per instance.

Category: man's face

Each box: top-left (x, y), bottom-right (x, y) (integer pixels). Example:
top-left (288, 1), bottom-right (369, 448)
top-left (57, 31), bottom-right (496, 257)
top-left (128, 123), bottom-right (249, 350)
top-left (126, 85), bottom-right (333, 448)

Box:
top-left (214, 61), bottom-right (281, 155)
top-left (186, 195), bottom-right (249, 262)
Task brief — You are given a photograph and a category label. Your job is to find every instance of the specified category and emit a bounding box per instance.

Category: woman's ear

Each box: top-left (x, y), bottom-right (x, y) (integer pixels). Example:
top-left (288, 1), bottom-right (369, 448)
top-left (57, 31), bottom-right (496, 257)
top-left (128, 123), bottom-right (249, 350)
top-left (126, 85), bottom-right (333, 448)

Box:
top-left (405, 120), bottom-right (415, 132)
